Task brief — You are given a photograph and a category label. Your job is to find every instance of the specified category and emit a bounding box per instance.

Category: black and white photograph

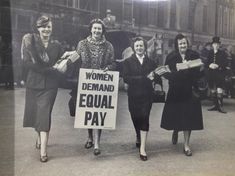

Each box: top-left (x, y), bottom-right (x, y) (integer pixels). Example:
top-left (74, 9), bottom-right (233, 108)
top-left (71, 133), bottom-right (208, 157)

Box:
top-left (0, 0), bottom-right (235, 175)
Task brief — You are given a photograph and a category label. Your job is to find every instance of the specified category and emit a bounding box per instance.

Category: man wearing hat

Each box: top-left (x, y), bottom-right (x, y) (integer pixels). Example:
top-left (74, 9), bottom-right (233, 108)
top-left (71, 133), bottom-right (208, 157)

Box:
top-left (103, 9), bottom-right (116, 28)
top-left (206, 36), bottom-right (228, 113)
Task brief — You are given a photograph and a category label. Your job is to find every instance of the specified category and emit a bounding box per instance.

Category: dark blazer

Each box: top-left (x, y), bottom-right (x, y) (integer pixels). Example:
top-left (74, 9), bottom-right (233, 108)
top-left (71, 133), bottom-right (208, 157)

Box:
top-left (22, 33), bottom-right (62, 89)
top-left (206, 49), bottom-right (228, 71)
top-left (205, 49), bottom-right (228, 88)
top-left (123, 54), bottom-right (156, 98)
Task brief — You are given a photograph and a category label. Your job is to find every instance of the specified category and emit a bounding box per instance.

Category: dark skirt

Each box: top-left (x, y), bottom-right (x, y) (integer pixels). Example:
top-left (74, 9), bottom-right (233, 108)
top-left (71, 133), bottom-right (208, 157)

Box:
top-left (161, 97), bottom-right (203, 131)
top-left (128, 96), bottom-right (152, 131)
top-left (23, 88), bottom-right (58, 132)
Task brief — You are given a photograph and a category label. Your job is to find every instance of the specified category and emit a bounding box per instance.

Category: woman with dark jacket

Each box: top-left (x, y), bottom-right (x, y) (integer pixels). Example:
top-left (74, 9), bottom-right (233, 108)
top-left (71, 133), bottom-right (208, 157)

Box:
top-left (22, 15), bottom-right (63, 162)
top-left (161, 34), bottom-right (204, 156)
top-left (123, 37), bottom-right (159, 161)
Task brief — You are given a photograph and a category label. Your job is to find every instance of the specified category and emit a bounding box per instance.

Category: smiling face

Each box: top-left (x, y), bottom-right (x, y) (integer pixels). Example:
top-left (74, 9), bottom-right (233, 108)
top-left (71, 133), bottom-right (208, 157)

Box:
top-left (37, 21), bottom-right (52, 39)
top-left (91, 23), bottom-right (103, 40)
top-left (134, 40), bottom-right (145, 56)
top-left (177, 38), bottom-right (188, 54)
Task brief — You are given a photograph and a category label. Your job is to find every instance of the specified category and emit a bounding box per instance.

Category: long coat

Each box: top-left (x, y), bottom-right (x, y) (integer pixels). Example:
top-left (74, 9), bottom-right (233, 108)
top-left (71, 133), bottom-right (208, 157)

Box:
top-left (161, 49), bottom-right (203, 131)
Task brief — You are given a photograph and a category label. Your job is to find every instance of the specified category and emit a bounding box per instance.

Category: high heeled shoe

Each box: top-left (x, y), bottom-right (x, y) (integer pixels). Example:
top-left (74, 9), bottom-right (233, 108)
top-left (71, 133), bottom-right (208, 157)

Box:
top-left (40, 155), bottom-right (48, 162)
top-left (93, 148), bottom-right (101, 156)
top-left (84, 141), bottom-right (93, 149)
top-left (139, 154), bottom-right (148, 161)
top-left (183, 148), bottom-right (192, 156)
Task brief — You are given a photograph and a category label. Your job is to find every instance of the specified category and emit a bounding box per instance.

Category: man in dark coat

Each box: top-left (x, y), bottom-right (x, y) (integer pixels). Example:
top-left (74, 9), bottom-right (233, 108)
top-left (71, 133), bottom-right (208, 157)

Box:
top-left (206, 37), bottom-right (228, 113)
top-left (160, 34), bottom-right (204, 156)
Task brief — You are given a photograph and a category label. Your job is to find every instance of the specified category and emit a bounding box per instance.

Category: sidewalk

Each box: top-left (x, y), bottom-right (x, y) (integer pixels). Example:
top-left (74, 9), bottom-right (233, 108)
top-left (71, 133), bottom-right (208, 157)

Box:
top-left (1, 87), bottom-right (235, 176)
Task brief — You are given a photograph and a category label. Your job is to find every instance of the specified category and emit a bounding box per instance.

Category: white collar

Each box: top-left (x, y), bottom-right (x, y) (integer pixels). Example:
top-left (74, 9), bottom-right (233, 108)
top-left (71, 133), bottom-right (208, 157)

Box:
top-left (180, 53), bottom-right (186, 63)
top-left (136, 54), bottom-right (144, 64)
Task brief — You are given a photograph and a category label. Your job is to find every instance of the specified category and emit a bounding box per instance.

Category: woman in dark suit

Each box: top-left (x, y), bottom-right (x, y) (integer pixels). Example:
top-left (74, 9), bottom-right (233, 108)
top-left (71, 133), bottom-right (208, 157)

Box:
top-left (123, 37), bottom-right (158, 161)
top-left (161, 34), bottom-right (204, 156)
top-left (22, 15), bottom-right (63, 162)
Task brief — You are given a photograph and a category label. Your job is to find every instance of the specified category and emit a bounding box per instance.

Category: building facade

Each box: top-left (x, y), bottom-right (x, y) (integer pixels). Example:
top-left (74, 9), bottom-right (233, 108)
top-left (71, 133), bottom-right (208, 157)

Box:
top-left (0, 0), bottom-right (235, 51)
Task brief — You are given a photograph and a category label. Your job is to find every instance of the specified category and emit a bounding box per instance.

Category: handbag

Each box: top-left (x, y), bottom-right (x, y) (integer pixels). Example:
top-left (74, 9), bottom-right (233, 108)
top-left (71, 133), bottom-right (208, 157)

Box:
top-left (152, 83), bottom-right (166, 103)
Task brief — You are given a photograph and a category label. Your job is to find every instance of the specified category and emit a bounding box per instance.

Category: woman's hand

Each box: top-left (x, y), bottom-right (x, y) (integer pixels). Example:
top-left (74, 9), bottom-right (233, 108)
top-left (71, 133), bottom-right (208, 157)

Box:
top-left (103, 67), bottom-right (109, 72)
top-left (209, 63), bottom-right (219, 69)
top-left (147, 71), bottom-right (154, 80)
top-left (61, 51), bottom-right (76, 59)
top-left (154, 65), bottom-right (171, 75)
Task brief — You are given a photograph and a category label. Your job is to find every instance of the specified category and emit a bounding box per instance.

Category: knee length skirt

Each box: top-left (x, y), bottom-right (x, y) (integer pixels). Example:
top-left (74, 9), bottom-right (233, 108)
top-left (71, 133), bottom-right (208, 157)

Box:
top-left (23, 88), bottom-right (58, 132)
top-left (128, 96), bottom-right (152, 131)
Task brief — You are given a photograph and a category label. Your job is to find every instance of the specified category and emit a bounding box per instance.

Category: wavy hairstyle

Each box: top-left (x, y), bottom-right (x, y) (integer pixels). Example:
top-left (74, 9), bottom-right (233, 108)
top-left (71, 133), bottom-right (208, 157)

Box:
top-left (131, 36), bottom-right (147, 54)
top-left (31, 14), bottom-right (52, 33)
top-left (88, 18), bottom-right (106, 36)
top-left (36, 14), bottom-right (52, 28)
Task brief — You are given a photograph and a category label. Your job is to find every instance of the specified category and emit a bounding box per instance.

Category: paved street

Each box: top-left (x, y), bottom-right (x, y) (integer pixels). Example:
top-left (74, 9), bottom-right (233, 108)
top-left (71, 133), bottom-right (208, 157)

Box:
top-left (1, 86), bottom-right (235, 176)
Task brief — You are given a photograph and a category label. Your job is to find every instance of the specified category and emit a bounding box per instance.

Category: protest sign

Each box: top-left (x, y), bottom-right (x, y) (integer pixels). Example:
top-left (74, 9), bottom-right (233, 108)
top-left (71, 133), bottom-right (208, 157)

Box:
top-left (74, 68), bottom-right (119, 130)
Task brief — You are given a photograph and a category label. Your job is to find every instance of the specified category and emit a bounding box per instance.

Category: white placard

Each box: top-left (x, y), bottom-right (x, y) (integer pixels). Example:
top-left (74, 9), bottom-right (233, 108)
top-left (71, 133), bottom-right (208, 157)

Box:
top-left (74, 68), bottom-right (119, 130)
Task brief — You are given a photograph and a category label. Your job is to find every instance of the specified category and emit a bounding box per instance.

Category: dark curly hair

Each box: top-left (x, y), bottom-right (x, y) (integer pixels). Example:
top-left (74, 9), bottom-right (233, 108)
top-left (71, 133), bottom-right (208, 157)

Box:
top-left (131, 36), bottom-right (147, 53)
top-left (36, 14), bottom-right (52, 28)
top-left (88, 18), bottom-right (106, 36)
top-left (174, 33), bottom-right (189, 51)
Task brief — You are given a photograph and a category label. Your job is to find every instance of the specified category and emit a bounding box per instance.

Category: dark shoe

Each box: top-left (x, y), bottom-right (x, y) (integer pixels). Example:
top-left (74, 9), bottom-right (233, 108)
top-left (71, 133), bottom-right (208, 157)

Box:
top-left (85, 141), bottom-right (93, 149)
top-left (172, 130), bottom-right (178, 145)
top-left (40, 155), bottom-right (48, 162)
top-left (183, 149), bottom-right (192, 156)
top-left (139, 154), bottom-right (148, 161)
top-left (93, 148), bottom-right (101, 156)
top-left (208, 106), bottom-right (218, 111)
top-left (136, 142), bottom-right (140, 148)
top-left (218, 107), bottom-right (227, 114)
top-left (36, 141), bottom-right (41, 150)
